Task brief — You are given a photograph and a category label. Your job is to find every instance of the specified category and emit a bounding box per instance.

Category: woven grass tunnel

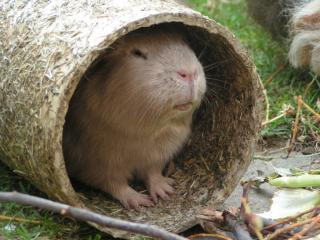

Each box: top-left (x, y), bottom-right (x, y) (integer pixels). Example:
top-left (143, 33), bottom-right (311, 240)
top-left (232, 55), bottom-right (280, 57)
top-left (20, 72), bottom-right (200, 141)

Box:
top-left (0, 0), bottom-right (262, 238)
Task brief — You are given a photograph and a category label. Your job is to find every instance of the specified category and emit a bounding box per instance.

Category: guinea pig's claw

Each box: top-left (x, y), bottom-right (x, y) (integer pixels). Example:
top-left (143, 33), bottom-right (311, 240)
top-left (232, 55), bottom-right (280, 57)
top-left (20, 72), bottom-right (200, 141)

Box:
top-left (148, 176), bottom-right (175, 203)
top-left (118, 187), bottom-right (154, 210)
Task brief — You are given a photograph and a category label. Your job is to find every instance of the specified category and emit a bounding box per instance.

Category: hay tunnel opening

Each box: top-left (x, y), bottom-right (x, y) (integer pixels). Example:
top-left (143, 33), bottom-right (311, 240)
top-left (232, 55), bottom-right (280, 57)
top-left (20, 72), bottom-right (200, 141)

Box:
top-left (61, 22), bottom-right (256, 233)
top-left (0, 0), bottom-right (263, 237)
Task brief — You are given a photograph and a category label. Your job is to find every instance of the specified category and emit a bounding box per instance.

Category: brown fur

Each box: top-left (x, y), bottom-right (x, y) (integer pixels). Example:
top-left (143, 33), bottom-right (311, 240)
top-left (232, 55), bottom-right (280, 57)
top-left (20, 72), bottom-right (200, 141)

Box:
top-left (63, 28), bottom-right (206, 210)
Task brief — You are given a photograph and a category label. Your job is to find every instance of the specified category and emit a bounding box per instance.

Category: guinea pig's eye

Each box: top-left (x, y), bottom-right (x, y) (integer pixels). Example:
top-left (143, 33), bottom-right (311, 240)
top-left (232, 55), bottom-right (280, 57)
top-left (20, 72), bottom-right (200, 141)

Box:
top-left (131, 48), bottom-right (147, 60)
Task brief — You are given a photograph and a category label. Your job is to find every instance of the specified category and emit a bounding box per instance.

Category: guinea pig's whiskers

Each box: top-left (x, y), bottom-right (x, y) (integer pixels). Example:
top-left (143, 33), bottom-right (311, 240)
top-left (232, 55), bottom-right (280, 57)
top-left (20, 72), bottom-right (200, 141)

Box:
top-left (205, 88), bottom-right (225, 100)
top-left (205, 73), bottom-right (234, 82)
top-left (197, 46), bottom-right (208, 61)
top-left (203, 58), bottom-right (233, 71)
top-left (201, 95), bottom-right (220, 111)
top-left (206, 85), bottom-right (230, 93)
top-left (206, 78), bottom-right (231, 87)
top-left (206, 74), bottom-right (230, 81)
top-left (206, 80), bottom-right (230, 88)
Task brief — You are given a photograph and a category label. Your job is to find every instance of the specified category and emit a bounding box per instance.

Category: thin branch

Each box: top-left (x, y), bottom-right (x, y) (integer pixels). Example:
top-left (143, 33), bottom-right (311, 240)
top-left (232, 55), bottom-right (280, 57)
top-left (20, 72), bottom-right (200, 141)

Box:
top-left (264, 63), bottom-right (287, 87)
top-left (263, 206), bottom-right (320, 231)
top-left (265, 215), bottom-right (320, 240)
top-left (303, 75), bottom-right (317, 97)
top-left (0, 214), bottom-right (41, 224)
top-left (262, 104), bottom-right (294, 127)
top-left (289, 222), bottom-right (320, 240)
top-left (223, 211), bottom-right (254, 240)
top-left (0, 191), bottom-right (186, 240)
top-left (258, 76), bottom-right (270, 122)
top-left (262, 112), bottom-right (286, 126)
top-left (287, 95), bottom-right (303, 157)
top-left (241, 198), bottom-right (264, 240)
top-left (301, 98), bottom-right (320, 120)
top-left (240, 182), bottom-right (264, 240)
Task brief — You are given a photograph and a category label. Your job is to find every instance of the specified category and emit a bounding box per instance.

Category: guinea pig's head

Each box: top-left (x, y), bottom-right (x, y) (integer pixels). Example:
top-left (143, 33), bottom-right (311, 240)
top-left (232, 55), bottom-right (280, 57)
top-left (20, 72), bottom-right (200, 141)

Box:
top-left (101, 29), bottom-right (206, 131)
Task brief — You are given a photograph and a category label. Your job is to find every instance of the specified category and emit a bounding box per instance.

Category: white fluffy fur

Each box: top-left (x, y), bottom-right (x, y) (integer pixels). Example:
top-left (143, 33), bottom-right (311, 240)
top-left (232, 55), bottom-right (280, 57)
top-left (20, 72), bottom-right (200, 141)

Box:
top-left (292, 0), bottom-right (320, 23)
top-left (288, 0), bottom-right (320, 74)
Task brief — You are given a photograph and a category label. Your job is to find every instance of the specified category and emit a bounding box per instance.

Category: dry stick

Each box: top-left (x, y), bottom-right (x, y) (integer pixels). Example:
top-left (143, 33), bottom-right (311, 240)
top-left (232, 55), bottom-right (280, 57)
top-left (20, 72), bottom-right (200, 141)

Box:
top-left (263, 207), bottom-right (320, 231)
top-left (240, 198), bottom-right (264, 240)
top-left (262, 105), bottom-right (294, 126)
top-left (260, 63), bottom-right (288, 124)
top-left (264, 63), bottom-right (287, 87)
top-left (287, 95), bottom-right (303, 157)
top-left (258, 76), bottom-right (270, 123)
top-left (289, 221), bottom-right (320, 240)
top-left (265, 216), bottom-right (320, 240)
top-left (289, 208), bottom-right (320, 240)
top-left (223, 211), bottom-right (253, 240)
top-left (285, 95), bottom-right (320, 156)
top-left (0, 192), bottom-right (186, 240)
top-left (301, 98), bottom-right (320, 120)
top-left (0, 214), bottom-right (41, 224)
top-left (188, 233), bottom-right (233, 240)
top-left (240, 183), bottom-right (264, 240)
top-left (262, 112), bottom-right (286, 126)
top-left (259, 63), bottom-right (287, 126)
top-left (306, 115), bottom-right (319, 140)
top-left (303, 75), bottom-right (317, 97)
top-left (239, 182), bottom-right (251, 219)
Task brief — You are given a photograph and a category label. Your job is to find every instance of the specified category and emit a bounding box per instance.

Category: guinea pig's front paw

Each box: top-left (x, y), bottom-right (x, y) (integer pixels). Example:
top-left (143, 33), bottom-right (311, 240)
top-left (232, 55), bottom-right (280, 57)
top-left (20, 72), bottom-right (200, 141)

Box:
top-left (147, 175), bottom-right (174, 203)
top-left (117, 186), bottom-right (154, 211)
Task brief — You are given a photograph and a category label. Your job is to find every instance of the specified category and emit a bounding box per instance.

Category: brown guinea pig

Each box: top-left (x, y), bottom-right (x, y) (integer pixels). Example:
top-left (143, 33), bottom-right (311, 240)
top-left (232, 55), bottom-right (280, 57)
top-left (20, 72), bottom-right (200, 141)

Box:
top-left (63, 27), bottom-right (206, 210)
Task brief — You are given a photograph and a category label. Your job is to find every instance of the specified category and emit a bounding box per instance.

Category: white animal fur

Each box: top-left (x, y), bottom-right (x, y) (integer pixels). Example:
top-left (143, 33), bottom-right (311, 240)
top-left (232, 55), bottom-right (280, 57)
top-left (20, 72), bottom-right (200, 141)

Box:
top-left (289, 0), bottom-right (320, 74)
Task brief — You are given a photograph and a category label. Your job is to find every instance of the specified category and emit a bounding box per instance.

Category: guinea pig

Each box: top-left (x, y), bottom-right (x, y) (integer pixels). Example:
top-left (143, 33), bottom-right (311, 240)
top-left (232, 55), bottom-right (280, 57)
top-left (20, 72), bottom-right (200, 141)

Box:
top-left (63, 27), bottom-right (207, 210)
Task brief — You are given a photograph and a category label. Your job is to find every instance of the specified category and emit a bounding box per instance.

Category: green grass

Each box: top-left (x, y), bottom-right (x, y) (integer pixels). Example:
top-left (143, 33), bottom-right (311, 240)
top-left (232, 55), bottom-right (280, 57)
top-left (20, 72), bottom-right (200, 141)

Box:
top-left (0, 164), bottom-right (109, 240)
top-left (0, 0), bottom-right (319, 239)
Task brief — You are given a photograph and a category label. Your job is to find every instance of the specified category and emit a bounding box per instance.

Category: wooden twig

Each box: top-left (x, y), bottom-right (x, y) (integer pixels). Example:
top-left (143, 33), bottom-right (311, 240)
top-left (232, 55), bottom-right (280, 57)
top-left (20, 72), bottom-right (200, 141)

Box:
top-left (289, 221), bottom-right (320, 240)
top-left (240, 182), bottom-right (264, 240)
top-left (262, 103), bottom-right (294, 127)
top-left (264, 63), bottom-right (287, 87)
top-left (300, 98), bottom-right (320, 120)
top-left (241, 198), bottom-right (264, 240)
top-left (260, 62), bottom-right (287, 125)
top-left (223, 211), bottom-right (254, 240)
top-left (258, 76), bottom-right (270, 123)
top-left (0, 214), bottom-right (41, 224)
top-left (287, 95), bottom-right (303, 157)
top-left (306, 115), bottom-right (319, 140)
top-left (239, 182), bottom-right (251, 219)
top-left (262, 112), bottom-right (287, 126)
top-left (263, 207), bottom-right (320, 231)
top-left (0, 191), bottom-right (186, 240)
top-left (265, 216), bottom-right (320, 240)
top-left (286, 95), bottom-right (320, 156)
top-left (188, 233), bottom-right (233, 240)
top-left (303, 75), bottom-right (317, 97)
top-left (197, 208), bottom-right (240, 238)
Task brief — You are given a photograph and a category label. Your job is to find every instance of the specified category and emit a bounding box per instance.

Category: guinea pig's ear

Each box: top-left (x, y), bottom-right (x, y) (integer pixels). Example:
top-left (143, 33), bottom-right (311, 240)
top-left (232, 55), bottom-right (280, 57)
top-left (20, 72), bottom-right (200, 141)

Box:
top-left (131, 48), bottom-right (147, 60)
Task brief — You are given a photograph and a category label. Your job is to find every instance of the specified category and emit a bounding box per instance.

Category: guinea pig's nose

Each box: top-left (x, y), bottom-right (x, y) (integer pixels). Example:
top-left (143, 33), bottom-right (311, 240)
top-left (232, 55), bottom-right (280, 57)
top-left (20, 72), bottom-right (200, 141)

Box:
top-left (177, 70), bottom-right (196, 82)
